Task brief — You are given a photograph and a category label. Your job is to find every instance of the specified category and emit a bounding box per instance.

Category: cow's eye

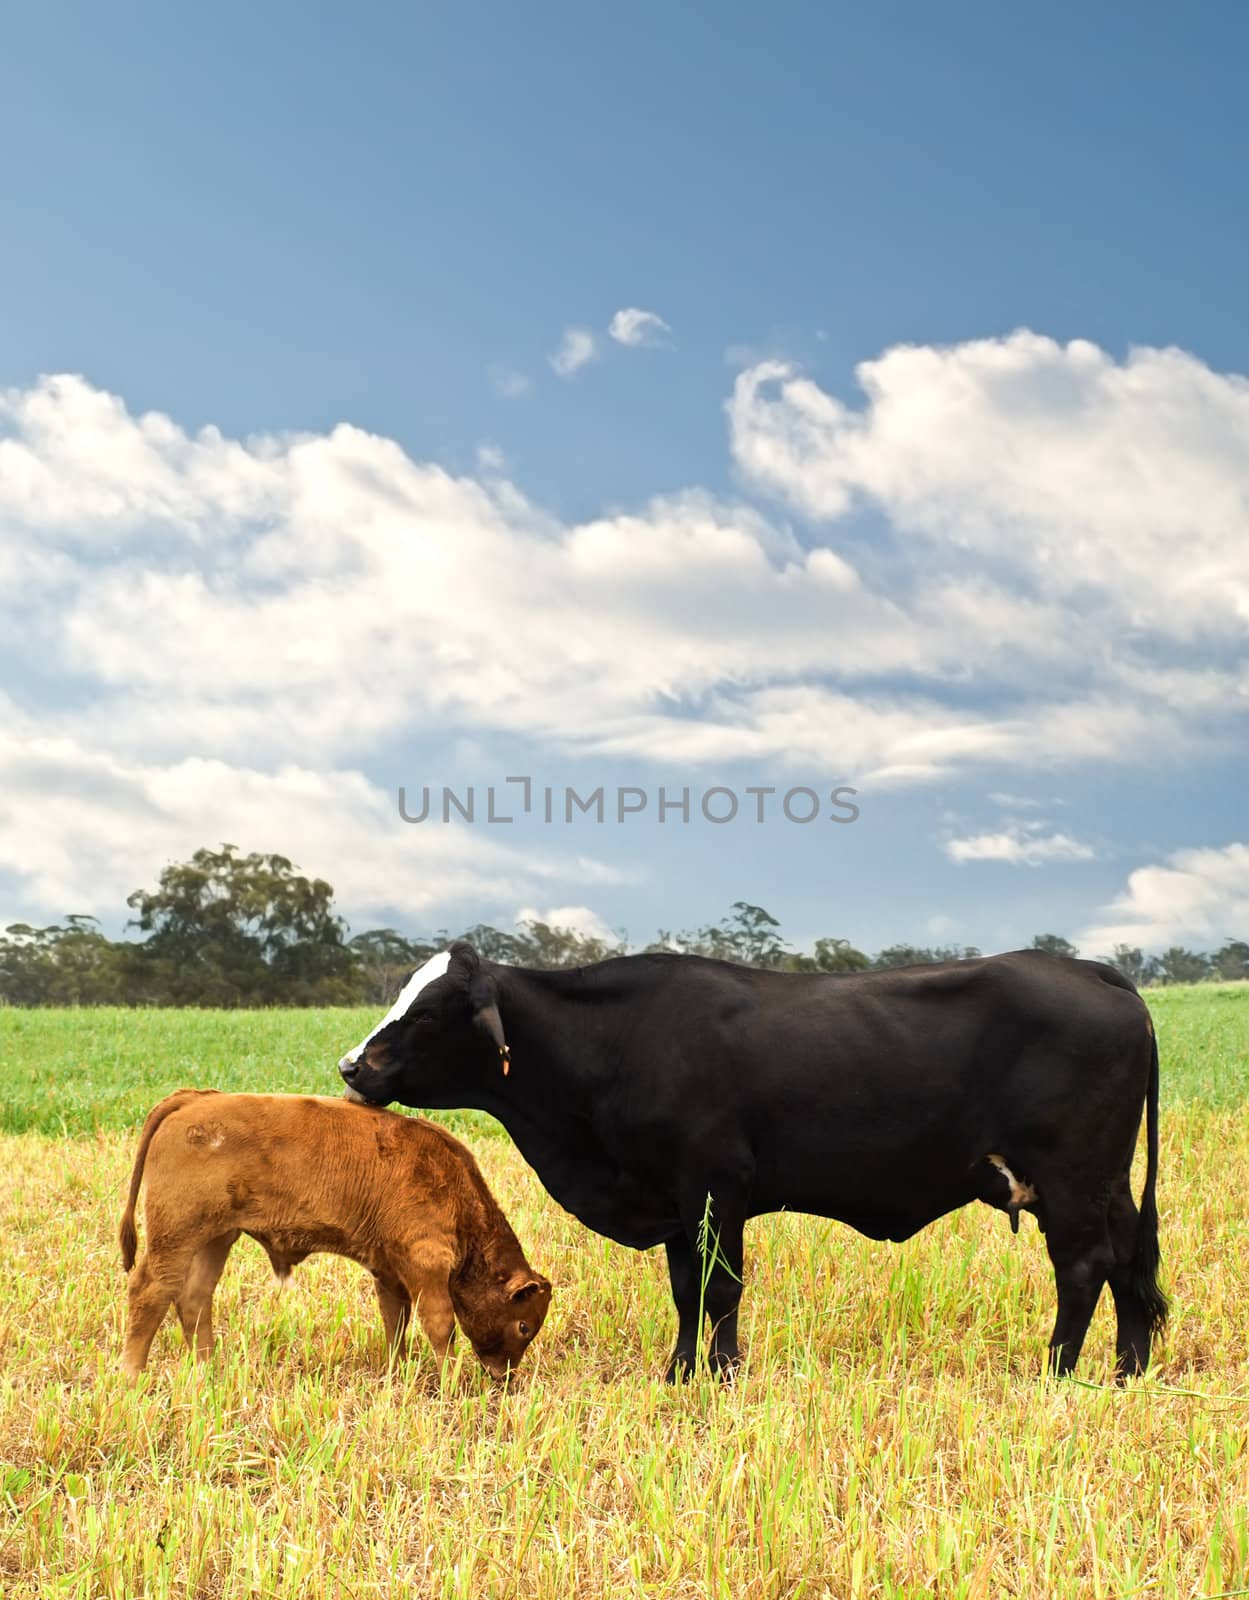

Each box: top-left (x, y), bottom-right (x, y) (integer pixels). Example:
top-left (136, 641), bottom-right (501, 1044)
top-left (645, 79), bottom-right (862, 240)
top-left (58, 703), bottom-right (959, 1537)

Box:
top-left (518, 1322), bottom-right (530, 1337)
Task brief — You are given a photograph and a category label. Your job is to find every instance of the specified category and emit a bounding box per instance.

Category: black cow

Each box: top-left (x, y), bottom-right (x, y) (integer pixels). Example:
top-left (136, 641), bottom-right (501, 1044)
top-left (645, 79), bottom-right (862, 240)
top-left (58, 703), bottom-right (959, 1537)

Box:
top-left (339, 942), bottom-right (1165, 1381)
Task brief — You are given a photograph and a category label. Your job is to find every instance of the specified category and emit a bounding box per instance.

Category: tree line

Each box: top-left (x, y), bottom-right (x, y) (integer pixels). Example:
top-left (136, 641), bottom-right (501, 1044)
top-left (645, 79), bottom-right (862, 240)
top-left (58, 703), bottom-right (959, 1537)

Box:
top-left (2, 844), bottom-right (1246, 1008)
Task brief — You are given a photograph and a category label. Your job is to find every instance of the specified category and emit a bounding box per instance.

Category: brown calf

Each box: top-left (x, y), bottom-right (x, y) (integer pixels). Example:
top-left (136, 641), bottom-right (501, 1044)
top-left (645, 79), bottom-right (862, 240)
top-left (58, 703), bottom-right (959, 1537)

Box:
top-left (119, 1089), bottom-right (551, 1379)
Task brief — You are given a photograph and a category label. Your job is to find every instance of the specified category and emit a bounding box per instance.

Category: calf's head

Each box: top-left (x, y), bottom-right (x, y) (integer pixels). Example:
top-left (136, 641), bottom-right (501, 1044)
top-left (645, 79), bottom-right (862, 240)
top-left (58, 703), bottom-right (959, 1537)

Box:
top-left (339, 941), bottom-right (508, 1109)
top-left (453, 1267), bottom-right (553, 1380)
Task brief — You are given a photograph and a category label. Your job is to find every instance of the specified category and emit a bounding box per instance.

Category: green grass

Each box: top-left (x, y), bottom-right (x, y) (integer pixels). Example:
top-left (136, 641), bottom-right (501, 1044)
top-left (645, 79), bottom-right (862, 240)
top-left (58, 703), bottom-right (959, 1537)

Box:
top-left (1, 985), bottom-right (1248, 1597)
top-left (1144, 981), bottom-right (1249, 1107)
top-left (0, 1005), bottom-right (502, 1141)
top-left (2, 981), bottom-right (1247, 1137)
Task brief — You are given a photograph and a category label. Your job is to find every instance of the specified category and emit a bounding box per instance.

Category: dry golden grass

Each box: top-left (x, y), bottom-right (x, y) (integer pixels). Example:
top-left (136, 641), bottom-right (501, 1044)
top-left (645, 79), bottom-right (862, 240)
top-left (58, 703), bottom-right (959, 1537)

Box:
top-left (1, 1103), bottom-right (1248, 1599)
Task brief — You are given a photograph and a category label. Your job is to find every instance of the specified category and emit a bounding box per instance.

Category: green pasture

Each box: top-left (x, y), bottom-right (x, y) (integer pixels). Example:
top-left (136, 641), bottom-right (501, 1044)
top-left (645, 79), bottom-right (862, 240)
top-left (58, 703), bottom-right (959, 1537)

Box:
top-left (1, 981), bottom-right (1247, 1139)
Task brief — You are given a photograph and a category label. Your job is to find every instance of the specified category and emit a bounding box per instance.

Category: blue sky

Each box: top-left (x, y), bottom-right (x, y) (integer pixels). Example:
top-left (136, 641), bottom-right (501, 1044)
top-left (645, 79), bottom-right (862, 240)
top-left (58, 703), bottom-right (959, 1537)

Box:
top-left (2, 3), bottom-right (1248, 957)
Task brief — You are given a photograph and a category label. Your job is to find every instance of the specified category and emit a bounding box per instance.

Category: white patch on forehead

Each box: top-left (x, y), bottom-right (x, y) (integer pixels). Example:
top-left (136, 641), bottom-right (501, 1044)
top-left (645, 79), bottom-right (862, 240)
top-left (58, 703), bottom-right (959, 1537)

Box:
top-left (987, 1153), bottom-right (1037, 1206)
top-left (341, 949), bottom-right (454, 1065)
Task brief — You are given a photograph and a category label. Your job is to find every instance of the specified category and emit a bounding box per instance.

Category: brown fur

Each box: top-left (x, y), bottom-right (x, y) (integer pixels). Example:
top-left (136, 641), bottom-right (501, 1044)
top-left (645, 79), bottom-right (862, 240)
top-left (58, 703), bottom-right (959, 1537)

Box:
top-left (118, 1091), bottom-right (551, 1380)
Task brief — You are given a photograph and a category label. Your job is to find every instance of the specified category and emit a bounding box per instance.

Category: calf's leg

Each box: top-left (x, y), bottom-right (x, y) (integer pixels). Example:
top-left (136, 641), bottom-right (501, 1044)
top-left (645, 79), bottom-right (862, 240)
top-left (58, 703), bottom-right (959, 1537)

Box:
top-left (175, 1232), bottom-right (239, 1360)
top-left (373, 1274), bottom-right (412, 1358)
top-left (404, 1269), bottom-right (457, 1371)
top-left (122, 1251), bottom-right (188, 1377)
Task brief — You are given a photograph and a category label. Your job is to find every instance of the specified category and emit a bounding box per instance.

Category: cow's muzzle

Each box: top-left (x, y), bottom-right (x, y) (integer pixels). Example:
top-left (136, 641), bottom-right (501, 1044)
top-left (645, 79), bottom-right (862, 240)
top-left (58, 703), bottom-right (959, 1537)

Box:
top-left (338, 1055), bottom-right (372, 1104)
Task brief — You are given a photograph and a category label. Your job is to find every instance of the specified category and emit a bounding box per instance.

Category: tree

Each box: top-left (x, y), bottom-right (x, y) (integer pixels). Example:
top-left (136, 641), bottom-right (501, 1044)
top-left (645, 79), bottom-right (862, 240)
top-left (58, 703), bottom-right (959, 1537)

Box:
top-left (126, 844), bottom-right (356, 1005)
top-left (1212, 939), bottom-right (1249, 982)
top-left (651, 903), bottom-right (790, 969)
top-left (348, 928), bottom-right (438, 1005)
top-left (872, 944), bottom-right (981, 970)
top-left (786, 936), bottom-right (871, 974)
top-left (1106, 945), bottom-right (1149, 987)
top-left (1151, 947), bottom-right (1212, 987)
top-left (0, 917), bottom-right (129, 1005)
top-left (1030, 934), bottom-right (1079, 959)
top-left (508, 919), bottom-right (626, 969)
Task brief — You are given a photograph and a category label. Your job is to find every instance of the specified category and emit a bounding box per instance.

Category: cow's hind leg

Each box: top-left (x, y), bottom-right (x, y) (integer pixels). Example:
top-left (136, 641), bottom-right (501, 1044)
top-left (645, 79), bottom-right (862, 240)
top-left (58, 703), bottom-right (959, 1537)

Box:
top-left (1042, 1191), bottom-right (1115, 1378)
top-left (175, 1231), bottom-right (239, 1360)
top-left (1105, 1173), bottom-right (1154, 1380)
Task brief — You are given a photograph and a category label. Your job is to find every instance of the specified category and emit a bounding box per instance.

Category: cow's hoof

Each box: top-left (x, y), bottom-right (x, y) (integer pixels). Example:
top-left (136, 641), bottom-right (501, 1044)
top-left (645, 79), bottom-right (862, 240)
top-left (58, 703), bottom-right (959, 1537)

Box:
top-left (664, 1351), bottom-right (696, 1384)
top-left (709, 1350), bottom-right (741, 1382)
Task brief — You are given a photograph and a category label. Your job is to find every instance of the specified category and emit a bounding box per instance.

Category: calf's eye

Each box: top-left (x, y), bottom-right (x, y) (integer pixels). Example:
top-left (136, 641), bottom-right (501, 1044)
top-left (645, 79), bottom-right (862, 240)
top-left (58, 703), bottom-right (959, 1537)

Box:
top-left (518, 1322), bottom-right (530, 1337)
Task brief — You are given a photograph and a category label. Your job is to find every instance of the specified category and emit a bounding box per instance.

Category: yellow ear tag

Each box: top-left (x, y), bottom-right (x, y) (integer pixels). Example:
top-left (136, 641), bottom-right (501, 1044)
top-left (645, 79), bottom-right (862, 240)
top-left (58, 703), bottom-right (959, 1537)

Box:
top-left (501, 1046), bottom-right (511, 1077)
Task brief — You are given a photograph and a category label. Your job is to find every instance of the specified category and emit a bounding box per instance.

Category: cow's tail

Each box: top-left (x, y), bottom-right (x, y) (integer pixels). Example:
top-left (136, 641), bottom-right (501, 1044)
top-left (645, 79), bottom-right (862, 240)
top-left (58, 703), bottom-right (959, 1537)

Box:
top-left (1131, 1025), bottom-right (1168, 1339)
top-left (119, 1089), bottom-right (215, 1272)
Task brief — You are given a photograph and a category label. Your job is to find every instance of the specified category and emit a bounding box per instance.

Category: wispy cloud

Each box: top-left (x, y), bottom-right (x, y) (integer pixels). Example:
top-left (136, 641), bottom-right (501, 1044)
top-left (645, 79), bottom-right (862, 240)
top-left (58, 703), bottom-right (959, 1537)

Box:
top-left (548, 327), bottom-right (597, 378)
top-left (945, 827), bottom-right (1095, 867)
top-left (488, 364), bottom-right (531, 399)
top-left (608, 307), bottom-right (671, 349)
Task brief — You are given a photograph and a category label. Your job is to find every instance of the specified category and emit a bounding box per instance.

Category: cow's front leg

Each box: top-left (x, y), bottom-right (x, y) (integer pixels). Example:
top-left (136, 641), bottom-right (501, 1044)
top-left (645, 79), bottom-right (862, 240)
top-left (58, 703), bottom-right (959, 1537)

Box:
top-left (676, 1179), bottom-right (748, 1381)
top-left (663, 1233), bottom-right (702, 1383)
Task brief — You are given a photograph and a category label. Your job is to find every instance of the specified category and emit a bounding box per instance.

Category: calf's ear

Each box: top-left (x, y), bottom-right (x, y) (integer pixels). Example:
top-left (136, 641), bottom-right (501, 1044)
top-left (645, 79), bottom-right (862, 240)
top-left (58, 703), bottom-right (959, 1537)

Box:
top-left (507, 1273), bottom-right (549, 1303)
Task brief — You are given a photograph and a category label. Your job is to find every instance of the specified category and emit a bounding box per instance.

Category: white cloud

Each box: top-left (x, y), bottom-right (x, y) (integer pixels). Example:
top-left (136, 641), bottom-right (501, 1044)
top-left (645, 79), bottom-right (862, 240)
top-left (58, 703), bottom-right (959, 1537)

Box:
top-left (1, 343), bottom-right (1248, 835)
top-left (488, 365), bottom-right (531, 399)
top-left (0, 702), bottom-right (626, 926)
top-left (608, 308), bottom-right (672, 349)
top-left (1079, 843), bottom-right (1249, 952)
top-left (727, 335), bottom-right (1249, 641)
top-left (548, 328), bottom-right (597, 378)
top-left (945, 827), bottom-right (1095, 867)
top-left (8, 335), bottom-right (1249, 928)
top-left (514, 904), bottom-right (617, 942)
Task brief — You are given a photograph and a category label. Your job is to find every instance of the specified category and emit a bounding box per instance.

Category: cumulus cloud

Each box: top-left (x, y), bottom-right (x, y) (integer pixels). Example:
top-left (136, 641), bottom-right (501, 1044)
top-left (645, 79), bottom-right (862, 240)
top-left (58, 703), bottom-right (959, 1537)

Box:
top-left (727, 334), bottom-right (1249, 641)
top-left (1078, 843), bottom-right (1249, 952)
top-left (608, 308), bottom-right (671, 348)
top-left (548, 328), bottom-right (597, 378)
top-left (945, 827), bottom-right (1095, 867)
top-left (3, 340), bottom-right (1249, 928)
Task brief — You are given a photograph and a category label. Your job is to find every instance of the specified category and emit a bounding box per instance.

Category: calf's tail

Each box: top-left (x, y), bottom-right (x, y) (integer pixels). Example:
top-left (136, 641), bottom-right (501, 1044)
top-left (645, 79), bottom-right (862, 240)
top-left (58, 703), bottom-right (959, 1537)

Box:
top-left (1131, 1026), bottom-right (1168, 1339)
top-left (119, 1089), bottom-right (217, 1271)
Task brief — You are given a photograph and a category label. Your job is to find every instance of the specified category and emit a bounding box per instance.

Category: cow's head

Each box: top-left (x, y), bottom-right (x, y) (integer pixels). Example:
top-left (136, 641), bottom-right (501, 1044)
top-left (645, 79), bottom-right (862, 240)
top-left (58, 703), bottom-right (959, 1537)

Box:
top-left (338, 940), bottom-right (508, 1108)
top-left (452, 1267), bottom-right (553, 1381)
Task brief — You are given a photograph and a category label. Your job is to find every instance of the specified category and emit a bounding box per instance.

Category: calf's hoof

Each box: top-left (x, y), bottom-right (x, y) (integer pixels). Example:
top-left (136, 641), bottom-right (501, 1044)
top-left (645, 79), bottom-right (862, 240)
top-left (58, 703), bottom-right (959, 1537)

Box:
top-left (709, 1349), bottom-right (741, 1382)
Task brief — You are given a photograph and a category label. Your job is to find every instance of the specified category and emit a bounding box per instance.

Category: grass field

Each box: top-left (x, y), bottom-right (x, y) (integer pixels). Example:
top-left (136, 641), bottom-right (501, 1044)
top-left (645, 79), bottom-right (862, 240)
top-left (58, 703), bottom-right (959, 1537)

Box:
top-left (1, 984), bottom-right (1248, 1597)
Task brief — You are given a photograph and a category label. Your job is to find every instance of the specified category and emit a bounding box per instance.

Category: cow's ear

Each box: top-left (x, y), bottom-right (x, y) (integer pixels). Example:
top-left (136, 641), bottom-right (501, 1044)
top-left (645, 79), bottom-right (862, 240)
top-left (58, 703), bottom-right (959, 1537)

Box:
top-left (448, 939), bottom-right (480, 980)
top-left (468, 970), bottom-right (510, 1064)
